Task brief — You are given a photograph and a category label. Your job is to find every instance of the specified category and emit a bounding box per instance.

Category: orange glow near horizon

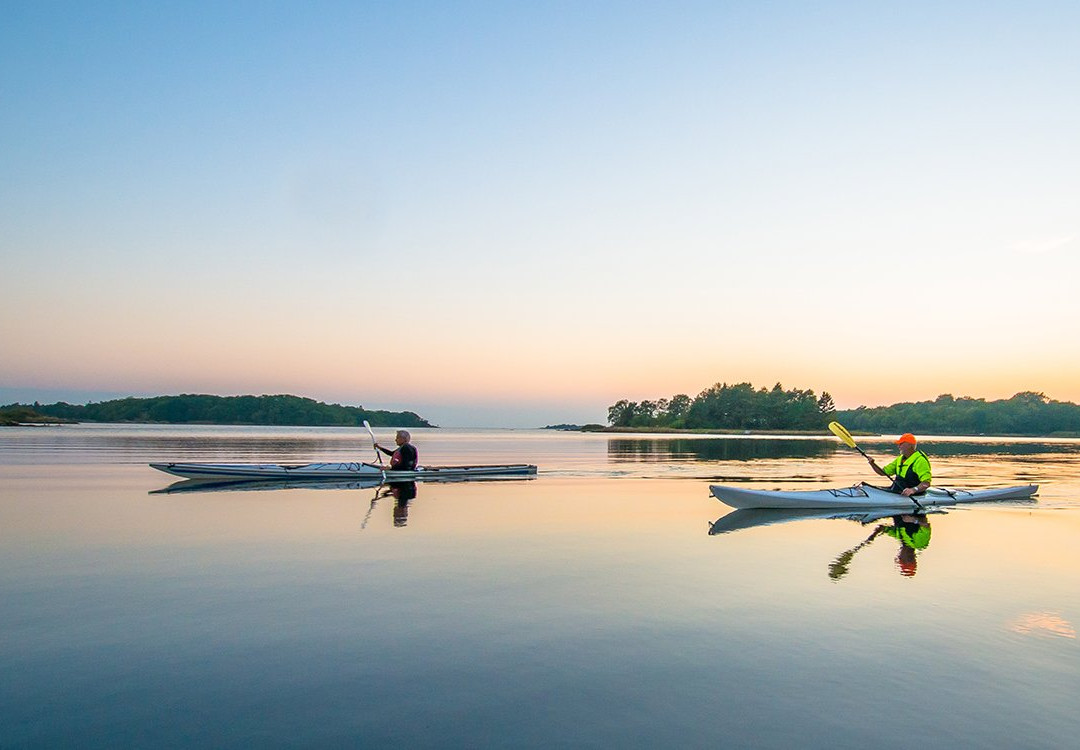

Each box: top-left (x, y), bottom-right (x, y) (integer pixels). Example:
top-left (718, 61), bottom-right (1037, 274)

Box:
top-left (4, 228), bottom-right (1079, 420)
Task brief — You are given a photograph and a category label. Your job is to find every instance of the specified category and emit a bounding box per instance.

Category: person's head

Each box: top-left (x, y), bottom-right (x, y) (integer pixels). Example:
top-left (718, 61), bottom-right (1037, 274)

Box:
top-left (395, 430), bottom-right (411, 445)
top-left (895, 433), bottom-right (917, 457)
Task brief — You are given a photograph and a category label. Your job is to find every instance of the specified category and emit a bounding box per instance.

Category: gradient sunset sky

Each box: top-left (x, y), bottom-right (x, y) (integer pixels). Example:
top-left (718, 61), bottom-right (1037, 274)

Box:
top-left (3, 2), bottom-right (1079, 427)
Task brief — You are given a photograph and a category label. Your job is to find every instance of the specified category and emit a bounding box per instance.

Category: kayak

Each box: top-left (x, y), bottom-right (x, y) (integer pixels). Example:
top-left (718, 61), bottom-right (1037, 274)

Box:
top-left (150, 472), bottom-right (538, 494)
top-left (150, 461), bottom-right (538, 481)
top-left (710, 483), bottom-right (1038, 510)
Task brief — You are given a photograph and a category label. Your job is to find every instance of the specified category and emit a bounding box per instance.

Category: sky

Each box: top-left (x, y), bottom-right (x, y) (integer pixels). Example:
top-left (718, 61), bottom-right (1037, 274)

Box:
top-left (2, 1), bottom-right (1079, 427)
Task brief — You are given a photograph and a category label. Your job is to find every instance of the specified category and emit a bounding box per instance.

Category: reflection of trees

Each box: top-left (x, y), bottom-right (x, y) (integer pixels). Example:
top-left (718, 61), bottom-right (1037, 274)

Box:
top-left (608, 438), bottom-right (839, 462)
top-left (33, 431), bottom-right (392, 464)
top-left (610, 435), bottom-right (1080, 469)
top-left (861, 441), bottom-right (1080, 458)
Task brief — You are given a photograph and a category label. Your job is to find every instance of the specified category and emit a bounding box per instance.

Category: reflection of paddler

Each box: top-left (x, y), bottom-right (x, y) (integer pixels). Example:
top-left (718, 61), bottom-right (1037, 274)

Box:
top-left (389, 481), bottom-right (417, 527)
top-left (828, 514), bottom-right (932, 580)
top-left (879, 514), bottom-right (932, 577)
top-left (360, 481), bottom-right (419, 530)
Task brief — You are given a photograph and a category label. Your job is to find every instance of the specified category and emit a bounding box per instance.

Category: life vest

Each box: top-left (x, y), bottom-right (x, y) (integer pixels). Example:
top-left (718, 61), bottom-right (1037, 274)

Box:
top-left (390, 443), bottom-right (419, 471)
top-left (888, 450), bottom-right (931, 492)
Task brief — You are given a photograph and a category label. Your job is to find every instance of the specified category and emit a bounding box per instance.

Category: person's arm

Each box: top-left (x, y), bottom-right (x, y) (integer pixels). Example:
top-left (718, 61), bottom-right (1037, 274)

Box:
top-left (901, 481), bottom-right (930, 497)
top-left (375, 443), bottom-right (394, 457)
top-left (871, 457), bottom-right (898, 478)
top-left (867, 458), bottom-right (888, 477)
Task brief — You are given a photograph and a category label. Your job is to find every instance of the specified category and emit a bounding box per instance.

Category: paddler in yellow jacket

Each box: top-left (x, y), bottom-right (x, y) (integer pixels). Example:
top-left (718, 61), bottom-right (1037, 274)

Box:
top-left (867, 433), bottom-right (932, 497)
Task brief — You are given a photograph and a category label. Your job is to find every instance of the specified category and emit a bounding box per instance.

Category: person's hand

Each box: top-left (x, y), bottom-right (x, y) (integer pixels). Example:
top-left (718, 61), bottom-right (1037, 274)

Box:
top-left (900, 487), bottom-right (914, 497)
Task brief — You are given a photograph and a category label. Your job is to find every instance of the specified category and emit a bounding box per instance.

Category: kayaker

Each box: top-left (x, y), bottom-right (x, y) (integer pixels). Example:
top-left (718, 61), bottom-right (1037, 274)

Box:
top-left (374, 429), bottom-right (419, 471)
top-left (866, 433), bottom-right (932, 496)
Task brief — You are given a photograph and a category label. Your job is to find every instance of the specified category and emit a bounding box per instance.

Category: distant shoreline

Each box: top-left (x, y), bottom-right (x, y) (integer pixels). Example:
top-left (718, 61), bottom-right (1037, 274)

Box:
top-left (5, 421), bottom-right (1078, 439)
top-left (0, 420), bottom-right (436, 428)
top-left (582, 426), bottom-right (864, 436)
top-left (569, 425), bottom-right (1080, 438)
top-left (0, 394), bottom-right (434, 429)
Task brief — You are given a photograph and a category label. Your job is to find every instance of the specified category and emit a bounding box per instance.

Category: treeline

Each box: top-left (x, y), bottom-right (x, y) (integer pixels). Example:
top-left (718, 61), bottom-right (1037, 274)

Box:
top-left (607, 384), bottom-right (1080, 435)
top-left (0, 405), bottom-right (70, 426)
top-left (836, 392), bottom-right (1080, 436)
top-left (608, 382), bottom-right (837, 430)
top-left (2, 394), bottom-right (433, 427)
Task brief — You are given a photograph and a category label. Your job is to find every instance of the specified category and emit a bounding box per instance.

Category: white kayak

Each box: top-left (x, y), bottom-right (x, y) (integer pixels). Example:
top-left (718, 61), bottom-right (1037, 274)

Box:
top-left (150, 461), bottom-right (538, 481)
top-left (710, 483), bottom-right (1038, 510)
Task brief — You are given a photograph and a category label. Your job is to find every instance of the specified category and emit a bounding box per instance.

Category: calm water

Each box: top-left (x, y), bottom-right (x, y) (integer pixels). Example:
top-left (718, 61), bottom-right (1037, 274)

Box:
top-left (2, 425), bottom-right (1079, 748)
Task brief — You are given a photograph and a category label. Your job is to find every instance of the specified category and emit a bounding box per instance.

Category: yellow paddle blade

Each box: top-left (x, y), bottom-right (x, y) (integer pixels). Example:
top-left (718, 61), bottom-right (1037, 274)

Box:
top-left (828, 421), bottom-right (858, 448)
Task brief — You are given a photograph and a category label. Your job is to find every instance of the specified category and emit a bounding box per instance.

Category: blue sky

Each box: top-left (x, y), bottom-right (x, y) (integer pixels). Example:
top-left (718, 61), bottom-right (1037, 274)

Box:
top-left (2, 2), bottom-right (1079, 426)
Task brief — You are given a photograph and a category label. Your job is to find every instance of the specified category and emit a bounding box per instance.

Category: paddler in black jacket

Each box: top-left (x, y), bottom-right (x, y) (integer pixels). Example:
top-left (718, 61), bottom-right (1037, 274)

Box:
top-left (867, 433), bottom-right (932, 496)
top-left (374, 430), bottom-right (419, 471)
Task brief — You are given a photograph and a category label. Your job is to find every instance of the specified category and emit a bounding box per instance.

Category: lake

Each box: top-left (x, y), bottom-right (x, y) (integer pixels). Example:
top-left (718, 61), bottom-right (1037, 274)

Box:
top-left (2, 425), bottom-right (1078, 748)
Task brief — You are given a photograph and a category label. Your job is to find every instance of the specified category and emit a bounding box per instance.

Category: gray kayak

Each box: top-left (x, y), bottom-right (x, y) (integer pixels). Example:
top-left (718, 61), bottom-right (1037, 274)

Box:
top-left (710, 483), bottom-right (1039, 510)
top-left (150, 461), bottom-right (538, 481)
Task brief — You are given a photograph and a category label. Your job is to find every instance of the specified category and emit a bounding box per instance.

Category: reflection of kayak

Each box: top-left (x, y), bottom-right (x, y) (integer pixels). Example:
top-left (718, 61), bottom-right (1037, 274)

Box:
top-left (710, 483), bottom-right (1038, 510)
top-left (709, 507), bottom-right (924, 535)
top-left (151, 473), bottom-right (534, 495)
top-left (150, 477), bottom-right (385, 494)
top-left (150, 461), bottom-right (538, 481)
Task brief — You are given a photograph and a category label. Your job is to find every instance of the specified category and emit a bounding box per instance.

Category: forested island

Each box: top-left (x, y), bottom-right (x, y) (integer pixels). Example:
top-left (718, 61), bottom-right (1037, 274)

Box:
top-left (0, 394), bottom-right (433, 428)
top-left (606, 383), bottom-right (1080, 437)
top-left (607, 382), bottom-right (836, 431)
top-left (836, 391), bottom-right (1080, 436)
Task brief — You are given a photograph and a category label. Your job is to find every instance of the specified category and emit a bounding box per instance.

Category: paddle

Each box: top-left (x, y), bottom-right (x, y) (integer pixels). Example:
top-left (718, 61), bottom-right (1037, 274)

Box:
top-left (828, 421), bottom-right (874, 462)
top-left (363, 420), bottom-right (384, 467)
top-left (828, 421), bottom-right (923, 510)
top-left (360, 494), bottom-right (379, 530)
top-left (360, 483), bottom-right (394, 530)
top-left (828, 527), bottom-right (884, 581)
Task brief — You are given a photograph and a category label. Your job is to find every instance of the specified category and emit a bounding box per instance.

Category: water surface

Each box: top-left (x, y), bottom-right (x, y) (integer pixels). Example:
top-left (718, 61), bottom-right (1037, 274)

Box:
top-left (2, 426), bottom-right (1078, 747)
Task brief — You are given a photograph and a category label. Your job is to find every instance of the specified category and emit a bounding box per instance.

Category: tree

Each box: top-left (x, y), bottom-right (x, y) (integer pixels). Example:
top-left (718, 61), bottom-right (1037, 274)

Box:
top-left (607, 400), bottom-right (637, 427)
top-left (664, 394), bottom-right (691, 424)
top-left (817, 391), bottom-right (836, 416)
top-left (619, 381), bottom-right (833, 430)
